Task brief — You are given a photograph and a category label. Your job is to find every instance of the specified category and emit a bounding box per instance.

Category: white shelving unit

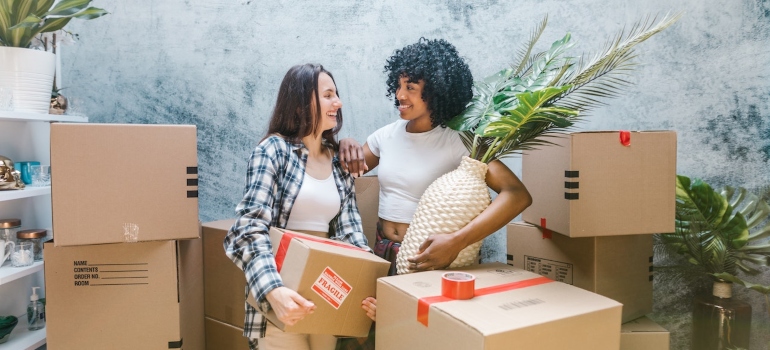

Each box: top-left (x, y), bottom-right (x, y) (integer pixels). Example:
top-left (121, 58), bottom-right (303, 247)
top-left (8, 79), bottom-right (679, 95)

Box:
top-left (0, 111), bottom-right (87, 350)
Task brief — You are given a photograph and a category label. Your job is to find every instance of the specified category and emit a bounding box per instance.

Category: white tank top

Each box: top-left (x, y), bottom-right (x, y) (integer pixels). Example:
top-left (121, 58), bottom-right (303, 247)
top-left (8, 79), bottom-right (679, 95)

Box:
top-left (286, 172), bottom-right (341, 232)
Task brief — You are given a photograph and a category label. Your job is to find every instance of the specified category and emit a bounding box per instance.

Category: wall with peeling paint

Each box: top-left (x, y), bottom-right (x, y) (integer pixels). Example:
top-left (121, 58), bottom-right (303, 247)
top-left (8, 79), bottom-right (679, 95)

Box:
top-left (61, 0), bottom-right (769, 348)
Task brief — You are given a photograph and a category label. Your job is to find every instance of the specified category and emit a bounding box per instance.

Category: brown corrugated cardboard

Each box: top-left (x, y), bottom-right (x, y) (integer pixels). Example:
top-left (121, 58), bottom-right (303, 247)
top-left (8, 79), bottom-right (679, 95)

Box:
top-left (522, 131), bottom-right (676, 237)
top-left (202, 219), bottom-right (246, 328)
top-left (354, 175), bottom-right (379, 249)
top-left (50, 123), bottom-right (199, 246)
top-left (376, 263), bottom-right (622, 350)
top-left (620, 316), bottom-right (670, 350)
top-left (205, 317), bottom-right (250, 350)
top-left (247, 227), bottom-right (390, 337)
top-left (45, 238), bottom-right (204, 350)
top-left (506, 222), bottom-right (652, 322)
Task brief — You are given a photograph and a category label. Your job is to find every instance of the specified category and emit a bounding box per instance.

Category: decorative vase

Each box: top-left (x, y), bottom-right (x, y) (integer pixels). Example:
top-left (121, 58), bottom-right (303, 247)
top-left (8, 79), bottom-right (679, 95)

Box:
top-left (0, 47), bottom-right (56, 114)
top-left (396, 156), bottom-right (491, 274)
top-left (692, 280), bottom-right (752, 350)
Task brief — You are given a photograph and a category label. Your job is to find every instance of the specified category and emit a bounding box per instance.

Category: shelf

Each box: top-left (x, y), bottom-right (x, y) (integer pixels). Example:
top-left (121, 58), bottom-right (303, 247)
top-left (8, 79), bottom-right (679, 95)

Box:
top-left (0, 111), bottom-right (87, 123)
top-left (2, 313), bottom-right (46, 350)
top-left (0, 261), bottom-right (44, 285)
top-left (0, 187), bottom-right (51, 202)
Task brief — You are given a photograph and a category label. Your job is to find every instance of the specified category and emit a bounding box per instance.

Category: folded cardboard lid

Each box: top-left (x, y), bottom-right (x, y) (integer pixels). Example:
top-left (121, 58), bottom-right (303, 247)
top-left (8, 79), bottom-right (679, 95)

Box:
top-left (621, 316), bottom-right (669, 333)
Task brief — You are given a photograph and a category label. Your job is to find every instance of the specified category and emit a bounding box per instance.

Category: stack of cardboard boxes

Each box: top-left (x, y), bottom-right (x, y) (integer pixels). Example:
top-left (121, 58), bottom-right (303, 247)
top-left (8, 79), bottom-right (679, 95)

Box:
top-left (508, 130), bottom-right (676, 349)
top-left (43, 124), bottom-right (204, 350)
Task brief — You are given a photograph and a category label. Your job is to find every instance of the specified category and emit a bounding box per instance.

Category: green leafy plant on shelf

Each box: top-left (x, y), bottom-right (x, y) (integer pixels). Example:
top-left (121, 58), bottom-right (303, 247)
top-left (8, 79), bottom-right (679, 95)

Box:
top-left (447, 13), bottom-right (681, 163)
top-left (657, 175), bottom-right (770, 349)
top-left (0, 0), bottom-right (108, 48)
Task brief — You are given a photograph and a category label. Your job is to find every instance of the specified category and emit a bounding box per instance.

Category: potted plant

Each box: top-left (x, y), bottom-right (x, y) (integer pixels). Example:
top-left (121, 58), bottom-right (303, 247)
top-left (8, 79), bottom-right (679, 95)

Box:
top-left (395, 13), bottom-right (681, 274)
top-left (0, 0), bottom-right (107, 113)
top-left (657, 175), bottom-right (770, 350)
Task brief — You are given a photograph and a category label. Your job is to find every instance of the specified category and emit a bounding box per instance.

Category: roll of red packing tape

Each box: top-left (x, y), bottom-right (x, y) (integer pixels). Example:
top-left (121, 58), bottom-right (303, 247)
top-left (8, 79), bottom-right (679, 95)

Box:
top-left (442, 272), bottom-right (475, 300)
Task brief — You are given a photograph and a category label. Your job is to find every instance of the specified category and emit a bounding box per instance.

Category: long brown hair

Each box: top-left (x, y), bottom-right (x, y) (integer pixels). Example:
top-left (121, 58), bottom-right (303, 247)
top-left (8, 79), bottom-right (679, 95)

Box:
top-left (265, 63), bottom-right (342, 150)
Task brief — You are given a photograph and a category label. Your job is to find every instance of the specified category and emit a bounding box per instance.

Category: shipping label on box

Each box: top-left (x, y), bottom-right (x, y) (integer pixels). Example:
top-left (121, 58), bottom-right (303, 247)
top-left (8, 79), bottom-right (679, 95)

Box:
top-left (621, 316), bottom-right (670, 350)
top-left (522, 131), bottom-right (676, 237)
top-left (51, 123), bottom-right (200, 246)
top-left (246, 228), bottom-right (390, 337)
top-left (507, 222), bottom-right (653, 322)
top-left (44, 239), bottom-right (204, 350)
top-left (376, 263), bottom-right (622, 350)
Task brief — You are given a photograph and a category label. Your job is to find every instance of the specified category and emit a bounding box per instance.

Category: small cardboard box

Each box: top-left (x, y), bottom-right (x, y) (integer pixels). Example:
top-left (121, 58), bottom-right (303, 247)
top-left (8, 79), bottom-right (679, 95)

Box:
top-left (247, 228), bottom-right (390, 337)
top-left (51, 123), bottom-right (200, 246)
top-left (205, 317), bottom-right (250, 350)
top-left (355, 175), bottom-right (379, 249)
top-left (44, 238), bottom-right (204, 350)
top-left (506, 222), bottom-right (652, 322)
top-left (522, 131), bottom-right (676, 237)
top-left (376, 263), bottom-right (622, 350)
top-left (202, 219), bottom-right (246, 328)
top-left (620, 316), bottom-right (670, 350)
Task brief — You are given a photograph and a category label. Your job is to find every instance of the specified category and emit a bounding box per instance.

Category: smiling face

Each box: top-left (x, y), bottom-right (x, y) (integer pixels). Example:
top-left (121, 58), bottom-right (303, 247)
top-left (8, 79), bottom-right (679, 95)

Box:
top-left (396, 75), bottom-right (431, 125)
top-left (313, 72), bottom-right (342, 134)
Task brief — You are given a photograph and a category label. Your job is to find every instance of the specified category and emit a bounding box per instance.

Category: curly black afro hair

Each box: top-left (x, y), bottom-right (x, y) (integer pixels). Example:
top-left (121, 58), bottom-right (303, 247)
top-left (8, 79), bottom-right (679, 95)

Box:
top-left (384, 38), bottom-right (473, 128)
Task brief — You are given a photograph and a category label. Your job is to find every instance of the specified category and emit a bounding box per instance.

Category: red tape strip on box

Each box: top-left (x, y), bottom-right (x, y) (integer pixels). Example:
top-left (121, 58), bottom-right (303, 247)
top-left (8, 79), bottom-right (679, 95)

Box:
top-left (274, 230), bottom-right (368, 272)
top-left (417, 275), bottom-right (553, 326)
top-left (540, 218), bottom-right (552, 239)
top-left (619, 130), bottom-right (631, 146)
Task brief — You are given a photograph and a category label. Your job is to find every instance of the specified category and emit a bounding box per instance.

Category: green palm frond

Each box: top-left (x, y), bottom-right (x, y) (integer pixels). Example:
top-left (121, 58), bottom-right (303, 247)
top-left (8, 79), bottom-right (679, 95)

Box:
top-left (659, 175), bottom-right (770, 293)
top-left (0, 0), bottom-right (107, 48)
top-left (447, 13), bottom-right (681, 164)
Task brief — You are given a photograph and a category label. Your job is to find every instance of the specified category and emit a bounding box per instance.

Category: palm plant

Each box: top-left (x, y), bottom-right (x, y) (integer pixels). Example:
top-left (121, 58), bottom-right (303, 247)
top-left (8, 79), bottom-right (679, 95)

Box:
top-left (447, 13), bottom-right (681, 163)
top-left (0, 0), bottom-right (108, 48)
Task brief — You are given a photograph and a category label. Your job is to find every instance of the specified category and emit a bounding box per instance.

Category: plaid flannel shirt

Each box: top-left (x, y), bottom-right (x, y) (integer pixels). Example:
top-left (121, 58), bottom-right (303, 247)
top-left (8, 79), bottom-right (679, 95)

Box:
top-left (224, 135), bottom-right (371, 343)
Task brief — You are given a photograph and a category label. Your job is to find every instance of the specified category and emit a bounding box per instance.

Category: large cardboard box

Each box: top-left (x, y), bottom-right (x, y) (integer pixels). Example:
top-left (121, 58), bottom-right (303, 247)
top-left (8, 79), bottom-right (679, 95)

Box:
top-left (522, 131), bottom-right (676, 237)
top-left (202, 219), bottom-right (246, 328)
top-left (44, 239), bottom-right (204, 350)
top-left (620, 316), bottom-right (670, 350)
top-left (51, 123), bottom-right (199, 246)
top-left (376, 263), bottom-right (622, 350)
top-left (247, 228), bottom-right (390, 337)
top-left (354, 175), bottom-right (379, 249)
top-left (205, 317), bottom-right (250, 350)
top-left (506, 222), bottom-right (652, 322)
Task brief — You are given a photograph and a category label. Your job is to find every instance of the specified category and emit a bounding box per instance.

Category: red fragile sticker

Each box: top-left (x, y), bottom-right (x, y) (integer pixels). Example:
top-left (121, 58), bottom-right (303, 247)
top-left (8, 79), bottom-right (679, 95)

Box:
top-left (311, 267), bottom-right (352, 309)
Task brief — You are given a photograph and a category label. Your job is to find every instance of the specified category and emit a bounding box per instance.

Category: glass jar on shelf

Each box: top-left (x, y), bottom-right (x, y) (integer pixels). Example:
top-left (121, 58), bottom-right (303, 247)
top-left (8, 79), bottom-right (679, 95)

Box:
top-left (0, 218), bottom-right (21, 244)
top-left (16, 229), bottom-right (46, 261)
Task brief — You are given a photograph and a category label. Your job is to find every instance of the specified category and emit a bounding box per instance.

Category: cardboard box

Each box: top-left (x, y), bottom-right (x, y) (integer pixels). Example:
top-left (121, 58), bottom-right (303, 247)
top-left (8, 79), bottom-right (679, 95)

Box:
top-left (205, 317), bottom-right (250, 350)
top-left (202, 219), bottom-right (246, 328)
top-left (522, 131), bottom-right (676, 237)
top-left (247, 228), bottom-right (390, 337)
top-left (506, 222), bottom-right (652, 322)
top-left (355, 175), bottom-right (379, 249)
top-left (51, 123), bottom-right (199, 246)
top-left (45, 239), bottom-right (204, 350)
top-left (620, 316), bottom-right (670, 350)
top-left (376, 263), bottom-right (622, 350)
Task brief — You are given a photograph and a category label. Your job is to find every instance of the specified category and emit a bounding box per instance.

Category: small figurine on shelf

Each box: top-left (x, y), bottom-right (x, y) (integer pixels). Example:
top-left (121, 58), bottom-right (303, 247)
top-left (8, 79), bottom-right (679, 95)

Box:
top-left (0, 155), bottom-right (24, 190)
top-left (49, 87), bottom-right (68, 115)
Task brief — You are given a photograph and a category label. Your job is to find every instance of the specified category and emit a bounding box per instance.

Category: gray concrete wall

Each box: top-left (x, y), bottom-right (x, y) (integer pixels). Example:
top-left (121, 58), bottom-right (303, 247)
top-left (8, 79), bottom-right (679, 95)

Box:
top-left (62, 0), bottom-right (769, 348)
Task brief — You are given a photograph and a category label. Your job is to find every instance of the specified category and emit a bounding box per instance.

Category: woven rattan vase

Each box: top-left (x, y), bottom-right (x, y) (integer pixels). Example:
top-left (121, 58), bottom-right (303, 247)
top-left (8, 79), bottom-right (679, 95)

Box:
top-left (396, 156), bottom-right (491, 274)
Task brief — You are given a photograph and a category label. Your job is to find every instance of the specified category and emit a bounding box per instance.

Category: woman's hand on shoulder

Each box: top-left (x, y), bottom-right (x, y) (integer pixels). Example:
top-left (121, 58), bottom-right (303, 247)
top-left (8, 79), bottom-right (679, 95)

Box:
top-left (361, 296), bottom-right (377, 322)
top-left (339, 138), bottom-right (368, 177)
top-left (266, 286), bottom-right (316, 326)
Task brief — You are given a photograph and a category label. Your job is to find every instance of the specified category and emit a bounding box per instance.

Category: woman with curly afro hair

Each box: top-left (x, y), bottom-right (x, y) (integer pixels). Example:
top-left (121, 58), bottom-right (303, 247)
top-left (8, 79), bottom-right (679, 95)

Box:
top-left (339, 37), bottom-right (531, 328)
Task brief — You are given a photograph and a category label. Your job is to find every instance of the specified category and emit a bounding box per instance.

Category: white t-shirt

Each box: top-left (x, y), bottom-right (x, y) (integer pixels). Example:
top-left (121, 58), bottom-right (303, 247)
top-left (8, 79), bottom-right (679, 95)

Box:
top-left (367, 119), bottom-right (469, 223)
top-left (286, 172), bottom-right (341, 232)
